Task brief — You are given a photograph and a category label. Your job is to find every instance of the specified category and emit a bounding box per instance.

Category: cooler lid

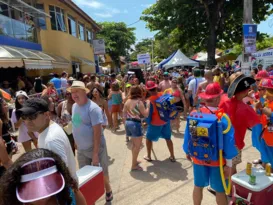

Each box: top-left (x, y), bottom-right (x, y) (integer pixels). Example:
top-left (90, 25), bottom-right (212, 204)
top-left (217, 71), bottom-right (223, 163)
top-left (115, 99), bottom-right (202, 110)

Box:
top-left (231, 168), bottom-right (273, 192)
top-left (77, 166), bottom-right (103, 187)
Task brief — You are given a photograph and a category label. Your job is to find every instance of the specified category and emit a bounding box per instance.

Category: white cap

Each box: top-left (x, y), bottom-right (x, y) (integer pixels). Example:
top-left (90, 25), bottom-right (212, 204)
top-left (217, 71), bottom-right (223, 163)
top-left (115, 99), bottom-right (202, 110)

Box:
top-left (16, 90), bottom-right (29, 99)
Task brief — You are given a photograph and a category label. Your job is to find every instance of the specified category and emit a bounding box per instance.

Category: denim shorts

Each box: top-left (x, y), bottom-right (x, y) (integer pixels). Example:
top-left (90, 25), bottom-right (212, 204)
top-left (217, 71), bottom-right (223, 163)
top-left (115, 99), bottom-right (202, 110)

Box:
top-left (125, 120), bottom-right (143, 137)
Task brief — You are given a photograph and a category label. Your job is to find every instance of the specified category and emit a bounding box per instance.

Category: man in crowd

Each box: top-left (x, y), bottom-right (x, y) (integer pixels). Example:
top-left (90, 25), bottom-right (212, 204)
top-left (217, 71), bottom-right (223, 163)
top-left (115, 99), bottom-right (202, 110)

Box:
top-left (188, 69), bottom-right (205, 108)
top-left (61, 71), bottom-right (68, 93)
top-left (144, 81), bottom-right (175, 162)
top-left (50, 73), bottom-right (62, 95)
top-left (70, 81), bottom-right (113, 202)
top-left (86, 74), bottom-right (102, 93)
top-left (158, 72), bottom-right (172, 92)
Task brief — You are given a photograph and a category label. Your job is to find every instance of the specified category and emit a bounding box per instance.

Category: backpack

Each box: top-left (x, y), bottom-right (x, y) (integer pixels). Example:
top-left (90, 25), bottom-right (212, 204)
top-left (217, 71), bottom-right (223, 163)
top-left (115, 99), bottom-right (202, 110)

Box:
top-left (155, 94), bottom-right (178, 122)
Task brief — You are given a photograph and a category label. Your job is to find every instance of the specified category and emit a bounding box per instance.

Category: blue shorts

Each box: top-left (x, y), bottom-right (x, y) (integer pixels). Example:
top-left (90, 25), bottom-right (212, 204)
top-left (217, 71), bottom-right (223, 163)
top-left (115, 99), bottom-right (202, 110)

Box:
top-left (125, 120), bottom-right (143, 137)
top-left (260, 139), bottom-right (273, 165)
top-left (146, 122), bottom-right (171, 142)
top-left (193, 164), bottom-right (225, 193)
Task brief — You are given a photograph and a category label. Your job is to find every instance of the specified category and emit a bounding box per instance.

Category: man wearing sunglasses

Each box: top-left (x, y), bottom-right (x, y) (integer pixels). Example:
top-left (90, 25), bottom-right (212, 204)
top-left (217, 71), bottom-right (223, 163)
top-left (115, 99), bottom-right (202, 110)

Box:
top-left (16, 98), bottom-right (77, 181)
top-left (158, 72), bottom-right (172, 92)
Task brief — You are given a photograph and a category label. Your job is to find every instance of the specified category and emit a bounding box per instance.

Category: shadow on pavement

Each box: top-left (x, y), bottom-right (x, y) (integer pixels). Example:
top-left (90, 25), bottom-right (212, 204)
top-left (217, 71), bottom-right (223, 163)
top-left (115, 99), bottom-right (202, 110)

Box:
top-left (113, 130), bottom-right (126, 136)
top-left (172, 131), bottom-right (184, 138)
top-left (130, 159), bottom-right (188, 183)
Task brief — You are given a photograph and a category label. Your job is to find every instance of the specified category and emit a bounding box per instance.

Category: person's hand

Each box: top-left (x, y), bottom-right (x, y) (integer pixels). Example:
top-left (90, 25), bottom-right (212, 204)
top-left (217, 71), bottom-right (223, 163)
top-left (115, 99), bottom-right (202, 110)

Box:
top-left (224, 166), bottom-right (232, 179)
top-left (253, 100), bottom-right (263, 110)
top-left (262, 107), bottom-right (272, 117)
top-left (92, 154), bottom-right (100, 166)
top-left (186, 154), bottom-right (192, 162)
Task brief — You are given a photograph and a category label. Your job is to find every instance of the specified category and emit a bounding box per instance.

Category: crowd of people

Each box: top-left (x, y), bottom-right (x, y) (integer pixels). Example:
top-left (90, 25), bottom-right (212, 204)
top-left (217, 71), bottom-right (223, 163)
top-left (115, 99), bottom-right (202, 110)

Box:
top-left (0, 63), bottom-right (272, 204)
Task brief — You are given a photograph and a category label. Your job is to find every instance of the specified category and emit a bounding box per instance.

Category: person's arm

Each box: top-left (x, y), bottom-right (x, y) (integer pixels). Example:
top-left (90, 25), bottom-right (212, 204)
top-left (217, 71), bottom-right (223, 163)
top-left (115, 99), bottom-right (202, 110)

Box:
top-left (90, 107), bottom-right (103, 166)
top-left (123, 101), bottom-right (128, 120)
top-left (11, 110), bottom-right (22, 128)
top-left (138, 100), bottom-right (150, 118)
top-left (74, 190), bottom-right (87, 205)
top-left (103, 100), bottom-right (112, 127)
top-left (107, 91), bottom-right (112, 100)
top-left (57, 102), bottom-right (63, 118)
top-left (0, 119), bottom-right (12, 168)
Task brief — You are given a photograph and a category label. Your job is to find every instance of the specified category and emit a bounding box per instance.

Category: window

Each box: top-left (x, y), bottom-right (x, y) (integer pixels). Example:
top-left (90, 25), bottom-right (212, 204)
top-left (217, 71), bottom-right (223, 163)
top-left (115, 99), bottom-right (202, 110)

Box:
top-left (68, 15), bottom-right (76, 37)
top-left (78, 23), bottom-right (84, 40)
top-left (86, 29), bottom-right (93, 44)
top-left (35, 4), bottom-right (46, 30)
top-left (49, 5), bottom-right (66, 32)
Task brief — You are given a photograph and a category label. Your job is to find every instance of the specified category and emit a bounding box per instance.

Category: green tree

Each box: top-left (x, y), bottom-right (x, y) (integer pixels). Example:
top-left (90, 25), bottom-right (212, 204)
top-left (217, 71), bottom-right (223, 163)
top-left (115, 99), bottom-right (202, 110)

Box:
top-left (141, 0), bottom-right (273, 66)
top-left (97, 22), bottom-right (136, 67)
top-left (130, 38), bottom-right (153, 61)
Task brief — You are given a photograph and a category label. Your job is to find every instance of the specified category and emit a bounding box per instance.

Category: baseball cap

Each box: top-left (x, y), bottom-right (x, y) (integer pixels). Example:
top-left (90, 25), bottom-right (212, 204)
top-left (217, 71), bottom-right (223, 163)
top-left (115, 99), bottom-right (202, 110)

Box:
top-left (16, 157), bottom-right (65, 203)
top-left (16, 91), bottom-right (29, 99)
top-left (163, 72), bottom-right (169, 76)
top-left (17, 98), bottom-right (49, 117)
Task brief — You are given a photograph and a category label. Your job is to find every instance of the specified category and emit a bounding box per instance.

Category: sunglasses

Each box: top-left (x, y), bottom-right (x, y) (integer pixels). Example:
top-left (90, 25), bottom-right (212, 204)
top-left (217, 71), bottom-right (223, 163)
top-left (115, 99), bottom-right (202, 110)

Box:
top-left (21, 112), bottom-right (44, 121)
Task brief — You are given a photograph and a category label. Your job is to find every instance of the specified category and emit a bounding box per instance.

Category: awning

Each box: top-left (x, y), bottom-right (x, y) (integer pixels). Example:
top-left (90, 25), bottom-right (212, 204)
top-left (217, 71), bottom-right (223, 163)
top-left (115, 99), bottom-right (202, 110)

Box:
top-left (0, 0), bottom-right (51, 18)
top-left (0, 45), bottom-right (70, 69)
top-left (75, 57), bottom-right (95, 66)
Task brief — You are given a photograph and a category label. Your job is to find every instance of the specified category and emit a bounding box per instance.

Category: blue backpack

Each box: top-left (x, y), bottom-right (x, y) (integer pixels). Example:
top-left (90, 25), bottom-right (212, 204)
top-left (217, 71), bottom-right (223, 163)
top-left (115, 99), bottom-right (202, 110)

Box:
top-left (155, 94), bottom-right (178, 122)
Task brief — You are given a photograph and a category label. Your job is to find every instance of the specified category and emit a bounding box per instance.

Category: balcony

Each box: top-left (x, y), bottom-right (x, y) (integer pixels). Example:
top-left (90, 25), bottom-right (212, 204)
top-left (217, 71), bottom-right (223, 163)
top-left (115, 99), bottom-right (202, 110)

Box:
top-left (0, 13), bottom-right (38, 43)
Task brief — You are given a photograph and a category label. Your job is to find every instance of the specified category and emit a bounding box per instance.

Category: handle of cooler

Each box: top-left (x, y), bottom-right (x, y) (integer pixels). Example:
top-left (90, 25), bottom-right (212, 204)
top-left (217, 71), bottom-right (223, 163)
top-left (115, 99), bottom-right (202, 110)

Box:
top-left (232, 185), bottom-right (253, 202)
top-left (217, 113), bottom-right (232, 195)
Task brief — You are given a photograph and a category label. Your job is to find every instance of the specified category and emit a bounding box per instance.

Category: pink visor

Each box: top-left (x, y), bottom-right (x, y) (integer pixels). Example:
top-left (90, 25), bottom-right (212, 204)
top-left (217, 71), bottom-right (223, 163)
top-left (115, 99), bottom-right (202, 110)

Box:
top-left (16, 158), bottom-right (65, 203)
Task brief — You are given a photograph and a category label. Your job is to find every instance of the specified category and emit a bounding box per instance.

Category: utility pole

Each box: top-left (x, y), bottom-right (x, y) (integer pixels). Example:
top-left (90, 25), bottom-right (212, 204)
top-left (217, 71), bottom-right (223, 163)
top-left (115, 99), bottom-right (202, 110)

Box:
top-left (151, 38), bottom-right (154, 70)
top-left (242, 0), bottom-right (253, 76)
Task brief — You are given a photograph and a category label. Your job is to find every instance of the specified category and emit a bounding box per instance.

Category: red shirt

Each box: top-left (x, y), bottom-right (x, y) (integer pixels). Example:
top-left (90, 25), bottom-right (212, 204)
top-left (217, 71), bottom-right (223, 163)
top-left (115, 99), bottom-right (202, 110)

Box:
top-left (219, 97), bottom-right (260, 150)
top-left (149, 93), bottom-right (166, 126)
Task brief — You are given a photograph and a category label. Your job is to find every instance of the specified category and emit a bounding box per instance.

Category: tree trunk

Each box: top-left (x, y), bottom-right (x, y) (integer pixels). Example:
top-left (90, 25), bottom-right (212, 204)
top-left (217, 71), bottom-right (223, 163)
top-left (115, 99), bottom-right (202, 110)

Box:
top-left (207, 26), bottom-right (217, 67)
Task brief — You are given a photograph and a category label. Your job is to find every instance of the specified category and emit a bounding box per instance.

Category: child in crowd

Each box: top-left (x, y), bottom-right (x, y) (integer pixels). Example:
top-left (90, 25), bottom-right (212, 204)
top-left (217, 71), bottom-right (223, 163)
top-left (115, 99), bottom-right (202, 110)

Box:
top-left (108, 82), bottom-right (123, 131)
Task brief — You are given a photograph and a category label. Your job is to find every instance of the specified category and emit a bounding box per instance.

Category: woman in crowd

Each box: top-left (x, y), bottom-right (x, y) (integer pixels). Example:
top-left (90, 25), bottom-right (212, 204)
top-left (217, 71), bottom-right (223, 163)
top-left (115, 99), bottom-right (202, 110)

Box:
top-left (41, 95), bottom-right (58, 122)
top-left (0, 148), bottom-right (87, 205)
top-left (164, 78), bottom-right (187, 132)
top-left (90, 87), bottom-right (112, 129)
top-left (29, 77), bottom-right (47, 96)
top-left (123, 86), bottom-right (150, 171)
top-left (11, 91), bottom-right (38, 152)
top-left (41, 82), bottom-right (58, 102)
top-left (0, 138), bottom-right (12, 177)
top-left (57, 91), bottom-right (76, 155)
top-left (108, 82), bottom-right (123, 131)
top-left (0, 97), bottom-right (17, 157)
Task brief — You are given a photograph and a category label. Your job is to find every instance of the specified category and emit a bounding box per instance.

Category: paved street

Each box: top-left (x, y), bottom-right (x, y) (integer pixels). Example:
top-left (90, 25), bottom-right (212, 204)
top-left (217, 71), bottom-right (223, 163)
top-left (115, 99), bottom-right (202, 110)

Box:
top-left (13, 121), bottom-right (257, 205)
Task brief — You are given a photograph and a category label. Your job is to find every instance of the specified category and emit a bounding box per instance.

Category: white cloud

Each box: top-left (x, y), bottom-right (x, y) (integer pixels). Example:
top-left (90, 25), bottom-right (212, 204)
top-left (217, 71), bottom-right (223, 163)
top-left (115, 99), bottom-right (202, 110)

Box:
top-left (73, 0), bottom-right (104, 9)
top-left (94, 13), bottom-right (113, 18)
top-left (141, 4), bottom-right (152, 8)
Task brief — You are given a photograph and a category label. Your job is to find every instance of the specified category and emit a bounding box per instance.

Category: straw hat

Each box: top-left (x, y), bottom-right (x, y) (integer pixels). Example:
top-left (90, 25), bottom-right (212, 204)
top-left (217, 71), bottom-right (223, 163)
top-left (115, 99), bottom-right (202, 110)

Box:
top-left (67, 81), bottom-right (90, 93)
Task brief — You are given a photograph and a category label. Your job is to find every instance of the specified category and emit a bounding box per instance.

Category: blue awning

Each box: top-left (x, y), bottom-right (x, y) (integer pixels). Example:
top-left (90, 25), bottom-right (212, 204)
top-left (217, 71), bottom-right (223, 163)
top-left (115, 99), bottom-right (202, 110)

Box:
top-left (158, 51), bottom-right (177, 69)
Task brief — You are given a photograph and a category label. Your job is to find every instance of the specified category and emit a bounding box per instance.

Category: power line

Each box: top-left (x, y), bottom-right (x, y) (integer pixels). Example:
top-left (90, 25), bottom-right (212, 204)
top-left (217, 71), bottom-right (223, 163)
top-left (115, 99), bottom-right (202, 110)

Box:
top-left (127, 19), bottom-right (141, 27)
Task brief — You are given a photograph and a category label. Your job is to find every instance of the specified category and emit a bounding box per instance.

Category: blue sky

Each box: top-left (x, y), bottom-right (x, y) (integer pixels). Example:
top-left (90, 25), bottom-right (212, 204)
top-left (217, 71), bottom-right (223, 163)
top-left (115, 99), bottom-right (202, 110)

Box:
top-left (73, 0), bottom-right (273, 43)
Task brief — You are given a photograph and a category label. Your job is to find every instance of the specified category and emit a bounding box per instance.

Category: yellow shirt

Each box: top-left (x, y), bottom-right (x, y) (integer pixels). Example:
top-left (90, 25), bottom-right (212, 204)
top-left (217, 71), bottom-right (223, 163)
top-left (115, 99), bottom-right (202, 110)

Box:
top-left (213, 75), bottom-right (221, 85)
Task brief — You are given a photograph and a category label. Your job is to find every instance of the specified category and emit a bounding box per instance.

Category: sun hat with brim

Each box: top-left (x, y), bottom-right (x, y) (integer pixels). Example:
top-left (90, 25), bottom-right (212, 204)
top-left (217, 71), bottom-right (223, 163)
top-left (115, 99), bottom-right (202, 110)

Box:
top-left (198, 83), bottom-right (223, 100)
top-left (227, 74), bottom-right (255, 98)
top-left (16, 98), bottom-right (49, 117)
top-left (259, 78), bottom-right (273, 89)
top-left (16, 90), bottom-right (29, 99)
top-left (67, 80), bottom-right (90, 93)
top-left (146, 81), bottom-right (157, 90)
top-left (68, 77), bottom-right (75, 81)
top-left (16, 157), bottom-right (65, 203)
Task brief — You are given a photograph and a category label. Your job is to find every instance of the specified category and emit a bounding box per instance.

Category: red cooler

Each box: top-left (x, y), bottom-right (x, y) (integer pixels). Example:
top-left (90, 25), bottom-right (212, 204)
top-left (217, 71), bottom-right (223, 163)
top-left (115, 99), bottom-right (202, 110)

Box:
top-left (77, 166), bottom-right (105, 205)
top-left (230, 168), bottom-right (273, 205)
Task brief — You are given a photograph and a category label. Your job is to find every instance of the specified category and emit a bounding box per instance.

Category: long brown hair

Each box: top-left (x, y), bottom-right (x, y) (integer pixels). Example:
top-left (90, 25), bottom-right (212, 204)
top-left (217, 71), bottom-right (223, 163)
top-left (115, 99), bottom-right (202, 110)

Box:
top-left (129, 85), bottom-right (142, 99)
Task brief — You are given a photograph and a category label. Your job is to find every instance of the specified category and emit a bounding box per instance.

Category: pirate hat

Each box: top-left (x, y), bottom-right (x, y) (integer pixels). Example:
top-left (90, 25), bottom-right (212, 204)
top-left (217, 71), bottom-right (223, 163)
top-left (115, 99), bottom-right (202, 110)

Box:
top-left (227, 73), bottom-right (255, 98)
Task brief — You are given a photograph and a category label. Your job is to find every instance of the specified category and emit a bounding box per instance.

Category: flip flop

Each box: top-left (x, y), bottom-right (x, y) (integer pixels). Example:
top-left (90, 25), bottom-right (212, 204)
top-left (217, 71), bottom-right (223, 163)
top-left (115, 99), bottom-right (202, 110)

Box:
top-left (143, 156), bottom-right (153, 162)
top-left (106, 191), bottom-right (113, 202)
top-left (169, 157), bottom-right (176, 162)
top-left (131, 165), bottom-right (143, 172)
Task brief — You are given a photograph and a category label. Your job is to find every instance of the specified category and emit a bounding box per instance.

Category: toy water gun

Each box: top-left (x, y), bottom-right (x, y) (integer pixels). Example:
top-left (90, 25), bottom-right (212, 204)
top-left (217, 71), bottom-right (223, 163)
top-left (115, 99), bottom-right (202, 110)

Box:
top-left (215, 109), bottom-right (232, 195)
top-left (0, 89), bottom-right (11, 102)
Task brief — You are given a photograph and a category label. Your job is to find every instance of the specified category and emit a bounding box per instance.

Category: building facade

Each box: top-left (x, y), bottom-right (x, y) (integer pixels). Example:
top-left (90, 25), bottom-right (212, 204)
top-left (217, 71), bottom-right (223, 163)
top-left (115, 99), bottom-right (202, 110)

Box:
top-left (0, 0), bottom-right (100, 81)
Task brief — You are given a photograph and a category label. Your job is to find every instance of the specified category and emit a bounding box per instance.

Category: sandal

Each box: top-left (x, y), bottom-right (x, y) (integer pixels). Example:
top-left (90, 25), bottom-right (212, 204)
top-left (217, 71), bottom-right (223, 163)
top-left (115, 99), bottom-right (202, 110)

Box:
top-left (106, 191), bottom-right (113, 202)
top-left (169, 157), bottom-right (176, 162)
top-left (144, 156), bottom-right (153, 162)
top-left (131, 165), bottom-right (143, 172)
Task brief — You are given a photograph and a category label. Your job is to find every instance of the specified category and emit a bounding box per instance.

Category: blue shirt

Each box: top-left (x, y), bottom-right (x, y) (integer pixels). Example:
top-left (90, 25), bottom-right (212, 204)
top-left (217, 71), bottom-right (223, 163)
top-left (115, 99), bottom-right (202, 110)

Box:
top-left (50, 77), bottom-right (62, 94)
top-left (72, 100), bottom-right (105, 150)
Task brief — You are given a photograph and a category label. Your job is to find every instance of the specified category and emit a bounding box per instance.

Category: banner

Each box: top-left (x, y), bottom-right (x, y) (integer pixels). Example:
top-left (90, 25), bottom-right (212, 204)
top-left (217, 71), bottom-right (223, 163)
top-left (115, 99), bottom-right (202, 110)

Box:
top-left (93, 39), bottom-right (105, 55)
top-left (243, 24), bottom-right (257, 54)
top-left (137, 53), bottom-right (151, 64)
top-left (251, 49), bottom-right (273, 69)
